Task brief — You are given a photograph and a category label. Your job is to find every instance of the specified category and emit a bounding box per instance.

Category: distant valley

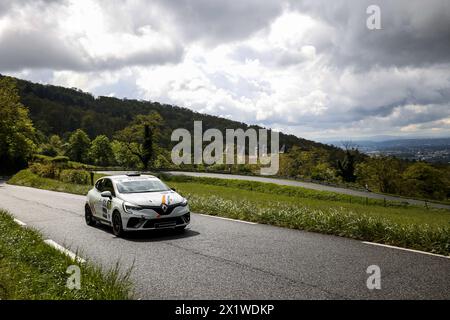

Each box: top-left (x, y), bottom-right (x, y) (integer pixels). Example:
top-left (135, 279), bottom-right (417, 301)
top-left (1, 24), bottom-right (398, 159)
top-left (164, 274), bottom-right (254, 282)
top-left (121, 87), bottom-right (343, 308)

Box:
top-left (329, 138), bottom-right (450, 164)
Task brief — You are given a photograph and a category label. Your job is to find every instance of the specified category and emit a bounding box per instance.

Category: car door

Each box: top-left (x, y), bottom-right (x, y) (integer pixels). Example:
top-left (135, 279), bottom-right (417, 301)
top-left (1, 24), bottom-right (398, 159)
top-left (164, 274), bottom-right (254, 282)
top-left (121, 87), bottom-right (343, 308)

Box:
top-left (99, 178), bottom-right (115, 221)
top-left (92, 178), bottom-right (105, 219)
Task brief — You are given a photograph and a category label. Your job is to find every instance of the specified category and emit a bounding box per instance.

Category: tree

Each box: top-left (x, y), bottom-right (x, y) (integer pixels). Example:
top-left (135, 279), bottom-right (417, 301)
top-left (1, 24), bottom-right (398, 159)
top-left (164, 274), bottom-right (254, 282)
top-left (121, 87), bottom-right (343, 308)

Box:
top-left (41, 134), bottom-right (63, 157)
top-left (278, 146), bottom-right (337, 181)
top-left (115, 112), bottom-right (162, 170)
top-left (356, 156), bottom-right (402, 193)
top-left (337, 145), bottom-right (358, 182)
top-left (153, 151), bottom-right (174, 169)
top-left (0, 77), bottom-right (37, 173)
top-left (297, 148), bottom-right (331, 179)
top-left (111, 140), bottom-right (141, 168)
top-left (311, 162), bottom-right (339, 182)
top-left (66, 129), bottom-right (91, 163)
top-left (89, 135), bottom-right (113, 166)
top-left (278, 146), bottom-right (303, 177)
top-left (142, 124), bottom-right (153, 169)
top-left (402, 162), bottom-right (447, 200)
top-left (49, 135), bottom-right (63, 153)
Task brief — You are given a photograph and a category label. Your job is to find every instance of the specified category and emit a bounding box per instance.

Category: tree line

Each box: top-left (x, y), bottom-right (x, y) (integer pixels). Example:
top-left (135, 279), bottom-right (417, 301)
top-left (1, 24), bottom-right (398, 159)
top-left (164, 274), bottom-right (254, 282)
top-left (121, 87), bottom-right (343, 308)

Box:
top-left (278, 144), bottom-right (450, 201)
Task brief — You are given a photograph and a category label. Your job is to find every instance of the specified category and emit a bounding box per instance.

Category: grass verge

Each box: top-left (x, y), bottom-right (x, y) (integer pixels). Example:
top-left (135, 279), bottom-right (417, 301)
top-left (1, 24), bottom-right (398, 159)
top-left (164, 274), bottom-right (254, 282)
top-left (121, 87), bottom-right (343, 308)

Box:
top-left (8, 169), bottom-right (450, 255)
top-left (168, 181), bottom-right (450, 228)
top-left (0, 209), bottom-right (133, 299)
top-left (8, 169), bottom-right (103, 195)
top-left (161, 174), bottom-right (417, 207)
top-left (184, 193), bottom-right (450, 255)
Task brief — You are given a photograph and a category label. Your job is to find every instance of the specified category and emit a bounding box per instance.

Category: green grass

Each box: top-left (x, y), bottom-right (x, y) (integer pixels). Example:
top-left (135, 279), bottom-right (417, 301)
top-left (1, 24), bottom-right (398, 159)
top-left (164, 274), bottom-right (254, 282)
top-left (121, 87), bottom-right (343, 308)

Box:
top-left (164, 177), bottom-right (450, 255)
top-left (169, 182), bottom-right (450, 228)
top-left (0, 209), bottom-right (133, 299)
top-left (8, 169), bottom-right (105, 195)
top-left (9, 169), bottom-right (450, 255)
top-left (159, 169), bottom-right (450, 205)
top-left (183, 193), bottom-right (450, 255)
top-left (162, 174), bottom-right (415, 207)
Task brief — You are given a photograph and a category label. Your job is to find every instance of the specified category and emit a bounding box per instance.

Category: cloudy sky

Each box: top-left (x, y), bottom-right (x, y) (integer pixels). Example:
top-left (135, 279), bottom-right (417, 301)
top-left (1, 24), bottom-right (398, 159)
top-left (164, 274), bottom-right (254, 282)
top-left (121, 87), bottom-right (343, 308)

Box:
top-left (1, 0), bottom-right (449, 141)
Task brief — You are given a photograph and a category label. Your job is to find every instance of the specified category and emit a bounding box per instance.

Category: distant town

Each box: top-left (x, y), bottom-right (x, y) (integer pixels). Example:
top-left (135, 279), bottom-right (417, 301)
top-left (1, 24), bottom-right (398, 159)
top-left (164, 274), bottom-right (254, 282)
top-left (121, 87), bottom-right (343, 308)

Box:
top-left (330, 138), bottom-right (450, 164)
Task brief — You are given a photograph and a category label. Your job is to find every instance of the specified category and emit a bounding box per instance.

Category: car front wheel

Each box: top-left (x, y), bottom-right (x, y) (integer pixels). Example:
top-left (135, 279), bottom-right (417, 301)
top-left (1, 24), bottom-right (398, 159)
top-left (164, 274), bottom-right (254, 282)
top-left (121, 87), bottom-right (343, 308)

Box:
top-left (112, 211), bottom-right (124, 237)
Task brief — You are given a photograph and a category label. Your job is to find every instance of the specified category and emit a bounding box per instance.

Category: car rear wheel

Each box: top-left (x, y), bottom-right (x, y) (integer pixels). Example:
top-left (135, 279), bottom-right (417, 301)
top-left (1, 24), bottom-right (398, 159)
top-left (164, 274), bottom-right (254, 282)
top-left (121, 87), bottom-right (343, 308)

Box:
top-left (112, 211), bottom-right (124, 237)
top-left (85, 205), bottom-right (96, 226)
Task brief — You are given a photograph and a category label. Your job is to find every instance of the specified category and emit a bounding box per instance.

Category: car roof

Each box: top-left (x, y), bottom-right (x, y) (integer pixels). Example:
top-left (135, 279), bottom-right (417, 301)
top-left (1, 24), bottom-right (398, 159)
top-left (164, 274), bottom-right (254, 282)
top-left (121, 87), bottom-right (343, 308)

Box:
top-left (103, 174), bottom-right (157, 181)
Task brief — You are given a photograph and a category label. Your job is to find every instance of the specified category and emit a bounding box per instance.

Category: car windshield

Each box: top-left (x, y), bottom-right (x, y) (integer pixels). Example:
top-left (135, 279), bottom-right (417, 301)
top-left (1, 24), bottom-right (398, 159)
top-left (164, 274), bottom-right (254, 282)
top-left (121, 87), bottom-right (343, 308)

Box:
top-left (116, 179), bottom-right (170, 194)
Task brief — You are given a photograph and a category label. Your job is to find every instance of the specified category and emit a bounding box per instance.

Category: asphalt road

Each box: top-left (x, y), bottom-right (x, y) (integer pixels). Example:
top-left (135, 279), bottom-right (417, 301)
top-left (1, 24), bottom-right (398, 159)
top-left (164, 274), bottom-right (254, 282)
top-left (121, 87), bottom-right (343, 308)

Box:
top-left (0, 181), bottom-right (449, 299)
top-left (163, 171), bottom-right (450, 210)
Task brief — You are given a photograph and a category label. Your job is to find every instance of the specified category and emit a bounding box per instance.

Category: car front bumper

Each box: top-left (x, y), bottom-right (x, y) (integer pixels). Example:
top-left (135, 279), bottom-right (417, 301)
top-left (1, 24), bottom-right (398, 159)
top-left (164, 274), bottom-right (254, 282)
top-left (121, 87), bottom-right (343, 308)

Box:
top-left (123, 211), bottom-right (190, 231)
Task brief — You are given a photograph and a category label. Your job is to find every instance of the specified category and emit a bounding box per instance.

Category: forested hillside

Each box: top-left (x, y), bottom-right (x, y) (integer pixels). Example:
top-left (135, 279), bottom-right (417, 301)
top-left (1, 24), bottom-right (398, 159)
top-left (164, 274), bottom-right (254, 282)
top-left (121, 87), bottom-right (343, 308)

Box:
top-left (7, 74), bottom-right (341, 156)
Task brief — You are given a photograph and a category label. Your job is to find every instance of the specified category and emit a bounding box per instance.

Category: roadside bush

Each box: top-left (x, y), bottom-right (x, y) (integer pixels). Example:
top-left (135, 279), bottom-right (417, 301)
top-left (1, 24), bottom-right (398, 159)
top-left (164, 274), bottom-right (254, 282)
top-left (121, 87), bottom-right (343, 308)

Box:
top-left (59, 169), bottom-right (90, 185)
top-left (50, 156), bottom-right (70, 165)
top-left (40, 143), bottom-right (58, 157)
top-left (31, 154), bottom-right (53, 163)
top-left (153, 154), bottom-right (173, 169)
top-left (311, 163), bottom-right (339, 182)
top-left (154, 172), bottom-right (172, 181)
top-left (28, 162), bottom-right (59, 179)
top-left (207, 163), bottom-right (228, 172)
top-left (30, 155), bottom-right (69, 167)
top-left (232, 164), bottom-right (254, 174)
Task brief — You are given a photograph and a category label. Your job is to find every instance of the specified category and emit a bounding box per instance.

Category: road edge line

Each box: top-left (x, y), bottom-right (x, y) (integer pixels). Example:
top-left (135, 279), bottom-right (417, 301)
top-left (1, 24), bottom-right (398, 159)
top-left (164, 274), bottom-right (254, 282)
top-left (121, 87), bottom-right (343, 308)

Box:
top-left (44, 239), bottom-right (86, 263)
top-left (13, 218), bottom-right (27, 226)
top-left (196, 213), bottom-right (257, 225)
top-left (362, 241), bottom-right (450, 259)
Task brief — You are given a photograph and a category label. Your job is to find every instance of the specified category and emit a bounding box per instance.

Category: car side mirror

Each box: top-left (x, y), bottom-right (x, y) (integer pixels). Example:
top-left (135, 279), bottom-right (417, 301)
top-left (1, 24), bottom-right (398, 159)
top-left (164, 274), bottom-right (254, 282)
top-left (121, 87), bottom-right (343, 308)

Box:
top-left (171, 188), bottom-right (176, 192)
top-left (101, 191), bottom-right (112, 199)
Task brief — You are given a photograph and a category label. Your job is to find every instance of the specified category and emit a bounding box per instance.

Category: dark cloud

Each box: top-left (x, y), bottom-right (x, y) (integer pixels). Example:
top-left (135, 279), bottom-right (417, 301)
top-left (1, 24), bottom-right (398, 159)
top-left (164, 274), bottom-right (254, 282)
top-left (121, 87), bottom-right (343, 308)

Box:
top-left (0, 28), bottom-right (184, 71)
top-left (391, 104), bottom-right (450, 127)
top-left (0, 0), bottom-right (65, 16)
top-left (0, 0), bottom-right (184, 72)
top-left (1, 0), bottom-right (280, 71)
top-left (3, 0), bottom-right (448, 71)
top-left (85, 45), bottom-right (185, 71)
top-left (159, 0), bottom-right (283, 44)
top-left (0, 1), bottom-right (12, 16)
top-left (291, 0), bottom-right (450, 69)
top-left (0, 29), bottom-right (85, 71)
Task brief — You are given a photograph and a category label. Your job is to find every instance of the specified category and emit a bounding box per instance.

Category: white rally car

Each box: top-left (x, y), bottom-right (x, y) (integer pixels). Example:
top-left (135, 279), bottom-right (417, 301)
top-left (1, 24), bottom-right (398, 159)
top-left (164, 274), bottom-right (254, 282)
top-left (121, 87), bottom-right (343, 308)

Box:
top-left (85, 173), bottom-right (190, 237)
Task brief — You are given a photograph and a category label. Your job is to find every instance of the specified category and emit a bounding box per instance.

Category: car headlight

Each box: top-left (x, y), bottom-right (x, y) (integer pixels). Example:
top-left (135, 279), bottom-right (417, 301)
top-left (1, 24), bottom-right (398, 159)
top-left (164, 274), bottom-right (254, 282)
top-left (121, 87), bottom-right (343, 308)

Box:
top-left (122, 202), bottom-right (143, 213)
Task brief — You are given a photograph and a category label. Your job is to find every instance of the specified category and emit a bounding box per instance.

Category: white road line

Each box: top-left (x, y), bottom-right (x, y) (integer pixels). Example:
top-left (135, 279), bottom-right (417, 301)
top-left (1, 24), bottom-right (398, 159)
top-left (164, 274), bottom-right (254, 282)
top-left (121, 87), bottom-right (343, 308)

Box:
top-left (362, 241), bottom-right (450, 259)
top-left (44, 239), bottom-right (86, 263)
top-left (196, 213), bottom-right (257, 225)
top-left (13, 218), bottom-right (26, 226)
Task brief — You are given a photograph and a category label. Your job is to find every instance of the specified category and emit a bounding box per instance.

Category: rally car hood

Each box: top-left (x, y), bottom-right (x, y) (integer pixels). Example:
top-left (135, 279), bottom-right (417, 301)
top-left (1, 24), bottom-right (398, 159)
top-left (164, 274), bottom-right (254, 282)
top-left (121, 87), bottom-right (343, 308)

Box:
top-left (118, 190), bottom-right (184, 207)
